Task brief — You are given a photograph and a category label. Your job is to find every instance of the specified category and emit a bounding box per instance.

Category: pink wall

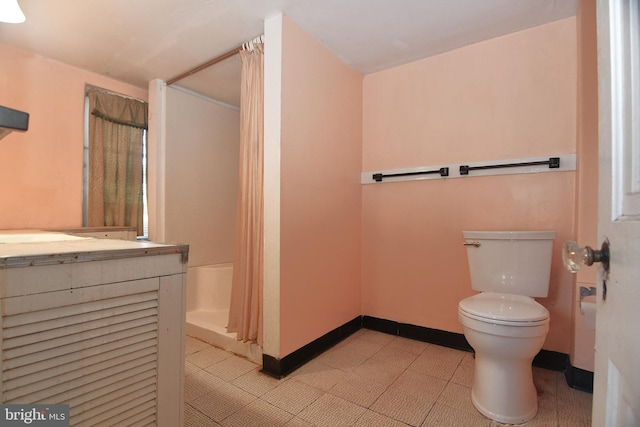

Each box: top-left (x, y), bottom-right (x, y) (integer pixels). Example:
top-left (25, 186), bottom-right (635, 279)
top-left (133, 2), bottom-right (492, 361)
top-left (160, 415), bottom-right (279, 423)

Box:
top-left (572, 0), bottom-right (598, 371)
top-left (0, 44), bottom-right (147, 230)
top-left (576, 1), bottom-right (598, 286)
top-left (279, 16), bottom-right (363, 357)
top-left (361, 19), bottom-right (577, 353)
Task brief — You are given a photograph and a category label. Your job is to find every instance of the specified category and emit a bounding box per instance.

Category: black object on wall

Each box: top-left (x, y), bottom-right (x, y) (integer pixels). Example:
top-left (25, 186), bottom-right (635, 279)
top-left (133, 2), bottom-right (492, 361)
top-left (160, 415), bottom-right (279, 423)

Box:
top-left (0, 105), bottom-right (29, 140)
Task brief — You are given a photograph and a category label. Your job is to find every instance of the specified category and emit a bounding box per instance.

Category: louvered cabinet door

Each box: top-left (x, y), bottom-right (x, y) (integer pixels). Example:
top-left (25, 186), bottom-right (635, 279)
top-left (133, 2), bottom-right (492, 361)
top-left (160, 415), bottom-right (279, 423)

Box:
top-left (1, 277), bottom-right (165, 426)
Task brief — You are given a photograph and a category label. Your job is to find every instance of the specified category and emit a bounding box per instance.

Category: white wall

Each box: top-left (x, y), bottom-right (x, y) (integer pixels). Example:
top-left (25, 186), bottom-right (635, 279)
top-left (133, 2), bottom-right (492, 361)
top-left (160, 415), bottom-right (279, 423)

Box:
top-left (164, 87), bottom-right (240, 267)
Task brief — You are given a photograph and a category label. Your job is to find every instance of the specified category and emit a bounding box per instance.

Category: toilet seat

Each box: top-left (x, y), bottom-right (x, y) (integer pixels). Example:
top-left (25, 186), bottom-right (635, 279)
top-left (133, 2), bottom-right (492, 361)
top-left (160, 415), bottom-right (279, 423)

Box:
top-left (458, 292), bottom-right (549, 326)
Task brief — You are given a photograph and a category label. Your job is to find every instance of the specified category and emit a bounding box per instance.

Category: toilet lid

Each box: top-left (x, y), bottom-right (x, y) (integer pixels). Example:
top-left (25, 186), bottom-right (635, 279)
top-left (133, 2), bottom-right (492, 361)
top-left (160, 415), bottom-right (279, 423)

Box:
top-left (459, 292), bottom-right (549, 324)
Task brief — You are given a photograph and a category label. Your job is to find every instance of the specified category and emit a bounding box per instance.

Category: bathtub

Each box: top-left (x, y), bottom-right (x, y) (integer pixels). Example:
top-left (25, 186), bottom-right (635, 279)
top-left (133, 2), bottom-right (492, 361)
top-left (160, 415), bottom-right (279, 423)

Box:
top-left (186, 263), bottom-right (262, 363)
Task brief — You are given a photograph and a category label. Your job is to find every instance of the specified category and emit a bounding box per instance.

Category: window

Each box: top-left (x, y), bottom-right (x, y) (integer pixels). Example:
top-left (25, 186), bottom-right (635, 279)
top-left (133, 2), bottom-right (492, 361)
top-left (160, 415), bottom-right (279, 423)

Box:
top-left (83, 86), bottom-right (149, 238)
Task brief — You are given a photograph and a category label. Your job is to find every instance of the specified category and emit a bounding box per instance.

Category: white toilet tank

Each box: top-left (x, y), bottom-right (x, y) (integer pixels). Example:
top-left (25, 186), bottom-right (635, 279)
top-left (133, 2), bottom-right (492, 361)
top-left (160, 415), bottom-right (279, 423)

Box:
top-left (463, 231), bottom-right (556, 297)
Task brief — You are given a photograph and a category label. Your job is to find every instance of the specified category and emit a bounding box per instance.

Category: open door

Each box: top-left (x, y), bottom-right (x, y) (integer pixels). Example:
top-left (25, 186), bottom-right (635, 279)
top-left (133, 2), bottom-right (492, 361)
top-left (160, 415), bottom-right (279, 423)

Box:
top-left (593, 0), bottom-right (640, 424)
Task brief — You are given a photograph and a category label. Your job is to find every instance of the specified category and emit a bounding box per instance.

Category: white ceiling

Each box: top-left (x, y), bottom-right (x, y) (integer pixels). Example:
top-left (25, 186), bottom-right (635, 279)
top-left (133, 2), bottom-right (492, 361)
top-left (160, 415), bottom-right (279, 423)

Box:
top-left (1, 0), bottom-right (577, 107)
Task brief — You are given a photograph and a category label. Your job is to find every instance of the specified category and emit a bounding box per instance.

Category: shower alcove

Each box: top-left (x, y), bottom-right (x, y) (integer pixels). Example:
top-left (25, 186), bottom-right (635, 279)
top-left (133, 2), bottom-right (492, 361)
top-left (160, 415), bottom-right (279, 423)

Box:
top-left (160, 55), bottom-right (261, 361)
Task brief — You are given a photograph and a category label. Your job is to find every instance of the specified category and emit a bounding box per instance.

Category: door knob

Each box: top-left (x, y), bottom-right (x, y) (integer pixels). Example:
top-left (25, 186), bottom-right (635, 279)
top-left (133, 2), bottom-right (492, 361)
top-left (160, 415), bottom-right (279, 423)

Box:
top-left (562, 239), bottom-right (610, 273)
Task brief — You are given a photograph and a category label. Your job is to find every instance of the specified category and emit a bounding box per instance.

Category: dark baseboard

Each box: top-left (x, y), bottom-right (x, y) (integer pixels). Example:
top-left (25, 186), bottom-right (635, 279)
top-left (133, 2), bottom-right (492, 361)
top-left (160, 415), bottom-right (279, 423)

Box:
top-left (363, 315), bottom-right (473, 352)
top-left (399, 322), bottom-right (473, 352)
top-left (361, 315), bottom-right (397, 336)
top-left (262, 314), bottom-right (586, 391)
top-left (363, 315), bottom-right (572, 374)
top-left (261, 315), bottom-right (361, 378)
top-left (565, 360), bottom-right (594, 393)
top-left (532, 349), bottom-right (569, 371)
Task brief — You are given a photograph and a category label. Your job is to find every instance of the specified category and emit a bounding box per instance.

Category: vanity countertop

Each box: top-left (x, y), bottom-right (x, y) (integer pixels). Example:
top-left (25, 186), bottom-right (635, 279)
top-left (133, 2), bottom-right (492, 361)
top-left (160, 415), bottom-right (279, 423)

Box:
top-left (0, 230), bottom-right (188, 268)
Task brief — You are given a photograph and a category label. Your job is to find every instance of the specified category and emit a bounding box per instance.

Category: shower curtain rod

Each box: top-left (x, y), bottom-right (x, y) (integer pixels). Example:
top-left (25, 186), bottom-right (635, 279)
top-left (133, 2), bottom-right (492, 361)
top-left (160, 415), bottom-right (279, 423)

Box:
top-left (165, 45), bottom-right (242, 86)
top-left (166, 34), bottom-right (264, 86)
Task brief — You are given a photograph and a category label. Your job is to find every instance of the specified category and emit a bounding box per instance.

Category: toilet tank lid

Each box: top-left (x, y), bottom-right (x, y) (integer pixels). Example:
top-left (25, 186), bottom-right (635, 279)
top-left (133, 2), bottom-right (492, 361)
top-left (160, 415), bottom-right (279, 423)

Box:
top-left (463, 231), bottom-right (556, 240)
top-left (459, 292), bottom-right (549, 323)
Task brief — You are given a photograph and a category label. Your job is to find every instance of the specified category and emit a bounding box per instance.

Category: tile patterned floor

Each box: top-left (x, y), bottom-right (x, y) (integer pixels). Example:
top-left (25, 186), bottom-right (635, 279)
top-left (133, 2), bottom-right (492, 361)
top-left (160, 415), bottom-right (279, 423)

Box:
top-left (184, 329), bottom-right (592, 426)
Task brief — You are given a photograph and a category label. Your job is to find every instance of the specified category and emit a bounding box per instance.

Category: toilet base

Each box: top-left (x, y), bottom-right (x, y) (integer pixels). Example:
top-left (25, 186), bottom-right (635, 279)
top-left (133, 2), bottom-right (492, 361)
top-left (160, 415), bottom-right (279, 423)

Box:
top-left (471, 353), bottom-right (539, 425)
top-left (471, 388), bottom-right (537, 425)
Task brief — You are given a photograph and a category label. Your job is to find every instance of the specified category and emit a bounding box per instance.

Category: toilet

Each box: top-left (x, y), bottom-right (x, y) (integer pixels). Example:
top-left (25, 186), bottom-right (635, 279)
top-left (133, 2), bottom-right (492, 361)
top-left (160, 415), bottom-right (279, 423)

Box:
top-left (458, 230), bottom-right (555, 425)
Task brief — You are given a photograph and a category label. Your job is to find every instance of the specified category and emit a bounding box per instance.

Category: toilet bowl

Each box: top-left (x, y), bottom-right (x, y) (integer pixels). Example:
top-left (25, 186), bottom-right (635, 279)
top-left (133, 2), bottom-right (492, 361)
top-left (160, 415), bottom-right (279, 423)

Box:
top-left (459, 292), bottom-right (549, 424)
top-left (459, 231), bottom-right (555, 425)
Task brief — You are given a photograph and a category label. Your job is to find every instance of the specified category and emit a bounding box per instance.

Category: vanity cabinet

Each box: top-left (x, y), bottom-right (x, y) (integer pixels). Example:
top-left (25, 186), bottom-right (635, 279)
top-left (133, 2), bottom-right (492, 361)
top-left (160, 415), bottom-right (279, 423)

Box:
top-left (0, 234), bottom-right (188, 426)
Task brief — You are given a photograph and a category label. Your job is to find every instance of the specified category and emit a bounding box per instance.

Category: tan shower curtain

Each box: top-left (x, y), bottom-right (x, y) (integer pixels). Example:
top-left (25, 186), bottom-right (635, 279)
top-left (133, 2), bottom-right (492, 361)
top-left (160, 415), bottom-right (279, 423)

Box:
top-left (87, 88), bottom-right (147, 236)
top-left (227, 42), bottom-right (264, 345)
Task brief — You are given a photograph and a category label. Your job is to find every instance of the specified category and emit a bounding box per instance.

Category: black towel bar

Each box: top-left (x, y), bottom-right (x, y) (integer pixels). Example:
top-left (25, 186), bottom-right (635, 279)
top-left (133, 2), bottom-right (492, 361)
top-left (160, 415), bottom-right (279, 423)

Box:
top-left (373, 167), bottom-right (449, 182)
top-left (459, 157), bottom-right (560, 175)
